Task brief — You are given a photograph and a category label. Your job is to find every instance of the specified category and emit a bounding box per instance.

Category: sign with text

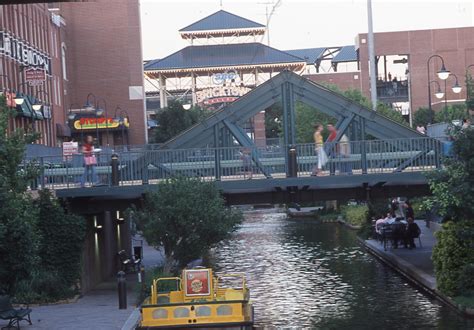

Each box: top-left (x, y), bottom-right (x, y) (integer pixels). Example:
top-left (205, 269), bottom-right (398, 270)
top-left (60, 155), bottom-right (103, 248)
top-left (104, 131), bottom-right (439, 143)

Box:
top-left (62, 141), bottom-right (79, 159)
top-left (0, 31), bottom-right (52, 75)
top-left (25, 68), bottom-right (45, 86)
top-left (184, 269), bottom-right (211, 297)
top-left (73, 117), bottom-right (130, 130)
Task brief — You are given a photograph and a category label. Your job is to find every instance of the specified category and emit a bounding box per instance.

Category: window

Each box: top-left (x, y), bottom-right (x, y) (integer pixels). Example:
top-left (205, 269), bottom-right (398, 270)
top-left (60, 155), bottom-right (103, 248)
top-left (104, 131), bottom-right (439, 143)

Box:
top-left (61, 43), bottom-right (67, 80)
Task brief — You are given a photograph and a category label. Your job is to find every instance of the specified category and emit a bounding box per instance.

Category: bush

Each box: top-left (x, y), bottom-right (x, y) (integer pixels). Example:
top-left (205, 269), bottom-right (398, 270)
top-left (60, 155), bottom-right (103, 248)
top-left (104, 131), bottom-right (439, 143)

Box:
top-left (35, 190), bottom-right (86, 289)
top-left (136, 266), bottom-right (172, 305)
top-left (342, 204), bottom-right (369, 227)
top-left (433, 221), bottom-right (474, 296)
top-left (15, 269), bottom-right (74, 304)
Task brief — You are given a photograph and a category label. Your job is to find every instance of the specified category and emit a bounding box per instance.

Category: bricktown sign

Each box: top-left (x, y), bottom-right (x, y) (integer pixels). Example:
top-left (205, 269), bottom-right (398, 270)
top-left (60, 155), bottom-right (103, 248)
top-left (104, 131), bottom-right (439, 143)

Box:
top-left (196, 70), bottom-right (251, 105)
top-left (0, 31), bottom-right (52, 75)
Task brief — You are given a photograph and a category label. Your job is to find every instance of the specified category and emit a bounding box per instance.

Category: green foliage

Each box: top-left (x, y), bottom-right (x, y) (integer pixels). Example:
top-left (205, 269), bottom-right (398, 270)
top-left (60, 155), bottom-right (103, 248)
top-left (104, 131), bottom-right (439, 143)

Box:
top-left (413, 107), bottom-right (435, 127)
top-left (433, 221), bottom-right (474, 296)
top-left (151, 100), bottom-right (211, 143)
top-left (295, 102), bottom-right (335, 143)
top-left (264, 104), bottom-right (282, 139)
top-left (35, 190), bottom-right (86, 288)
top-left (376, 103), bottom-right (409, 126)
top-left (341, 204), bottom-right (369, 227)
top-left (133, 177), bottom-right (243, 272)
top-left (136, 266), bottom-right (172, 304)
top-left (0, 97), bottom-right (86, 302)
top-left (14, 269), bottom-right (73, 303)
top-left (0, 194), bottom-right (40, 294)
top-left (465, 72), bottom-right (474, 111)
top-left (0, 96), bottom-right (40, 294)
top-left (423, 127), bottom-right (474, 222)
top-left (434, 104), bottom-right (468, 123)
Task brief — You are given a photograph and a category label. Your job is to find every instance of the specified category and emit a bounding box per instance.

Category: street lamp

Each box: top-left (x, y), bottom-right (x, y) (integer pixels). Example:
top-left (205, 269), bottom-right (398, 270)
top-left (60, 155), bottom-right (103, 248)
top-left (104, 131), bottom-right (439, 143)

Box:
top-left (95, 107), bottom-right (104, 145)
top-left (430, 81), bottom-right (445, 99)
top-left (68, 103), bottom-right (84, 142)
top-left (96, 98), bottom-right (109, 146)
top-left (427, 54), bottom-right (451, 123)
top-left (84, 93), bottom-right (96, 111)
top-left (450, 74), bottom-right (462, 94)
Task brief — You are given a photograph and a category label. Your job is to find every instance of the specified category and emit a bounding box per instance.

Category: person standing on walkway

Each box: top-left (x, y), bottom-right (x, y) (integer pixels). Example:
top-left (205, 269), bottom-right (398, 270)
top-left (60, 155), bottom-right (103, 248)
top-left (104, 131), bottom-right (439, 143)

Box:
top-left (312, 124), bottom-right (327, 176)
top-left (406, 217), bottom-right (421, 249)
top-left (240, 148), bottom-right (253, 180)
top-left (403, 200), bottom-right (414, 221)
top-left (327, 124), bottom-right (338, 174)
top-left (339, 134), bottom-right (352, 174)
top-left (80, 135), bottom-right (99, 187)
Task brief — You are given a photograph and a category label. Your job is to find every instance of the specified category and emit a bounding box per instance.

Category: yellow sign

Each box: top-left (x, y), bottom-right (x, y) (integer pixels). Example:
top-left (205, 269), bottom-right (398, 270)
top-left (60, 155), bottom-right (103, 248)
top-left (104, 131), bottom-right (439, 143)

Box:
top-left (73, 117), bottom-right (129, 130)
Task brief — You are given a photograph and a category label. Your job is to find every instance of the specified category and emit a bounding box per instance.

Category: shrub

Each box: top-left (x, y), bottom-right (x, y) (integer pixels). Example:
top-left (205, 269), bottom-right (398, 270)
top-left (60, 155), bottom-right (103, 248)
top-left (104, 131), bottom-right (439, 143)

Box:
top-left (342, 204), bottom-right (369, 227)
top-left (15, 269), bottom-right (73, 304)
top-left (433, 221), bottom-right (474, 296)
top-left (35, 190), bottom-right (86, 290)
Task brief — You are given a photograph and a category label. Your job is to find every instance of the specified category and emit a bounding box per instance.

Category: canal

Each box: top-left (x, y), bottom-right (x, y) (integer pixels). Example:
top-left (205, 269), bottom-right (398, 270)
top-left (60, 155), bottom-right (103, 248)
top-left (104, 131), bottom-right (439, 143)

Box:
top-left (210, 209), bottom-right (474, 328)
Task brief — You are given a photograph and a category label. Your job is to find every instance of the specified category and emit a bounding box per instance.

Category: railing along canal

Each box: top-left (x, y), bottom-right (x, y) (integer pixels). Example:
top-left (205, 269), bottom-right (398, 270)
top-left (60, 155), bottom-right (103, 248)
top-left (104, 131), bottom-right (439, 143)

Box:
top-left (24, 137), bottom-right (443, 190)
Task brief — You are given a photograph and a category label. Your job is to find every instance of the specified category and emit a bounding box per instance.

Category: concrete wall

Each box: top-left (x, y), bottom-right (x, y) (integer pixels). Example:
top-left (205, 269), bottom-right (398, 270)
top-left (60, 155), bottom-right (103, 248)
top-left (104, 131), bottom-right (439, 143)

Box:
top-left (81, 211), bottom-right (132, 293)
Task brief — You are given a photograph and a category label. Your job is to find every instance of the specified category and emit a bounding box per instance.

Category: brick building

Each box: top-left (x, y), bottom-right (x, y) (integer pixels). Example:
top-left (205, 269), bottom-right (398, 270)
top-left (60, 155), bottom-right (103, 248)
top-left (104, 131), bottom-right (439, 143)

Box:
top-left (0, 1), bottom-right (146, 148)
top-left (307, 27), bottom-right (474, 121)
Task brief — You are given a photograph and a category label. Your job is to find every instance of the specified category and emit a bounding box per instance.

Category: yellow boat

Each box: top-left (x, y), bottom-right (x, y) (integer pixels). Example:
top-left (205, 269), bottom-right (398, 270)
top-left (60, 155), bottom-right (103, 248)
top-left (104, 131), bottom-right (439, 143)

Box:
top-left (137, 268), bottom-right (254, 329)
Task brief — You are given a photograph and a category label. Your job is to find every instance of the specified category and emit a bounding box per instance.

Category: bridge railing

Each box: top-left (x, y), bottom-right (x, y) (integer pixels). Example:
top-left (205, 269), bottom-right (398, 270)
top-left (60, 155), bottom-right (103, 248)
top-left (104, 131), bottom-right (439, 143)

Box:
top-left (23, 137), bottom-right (442, 189)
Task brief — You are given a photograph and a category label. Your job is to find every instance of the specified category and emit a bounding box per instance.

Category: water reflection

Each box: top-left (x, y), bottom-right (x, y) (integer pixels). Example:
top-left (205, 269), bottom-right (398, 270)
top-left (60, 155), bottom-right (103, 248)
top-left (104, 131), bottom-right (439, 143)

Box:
top-left (211, 209), bottom-right (474, 328)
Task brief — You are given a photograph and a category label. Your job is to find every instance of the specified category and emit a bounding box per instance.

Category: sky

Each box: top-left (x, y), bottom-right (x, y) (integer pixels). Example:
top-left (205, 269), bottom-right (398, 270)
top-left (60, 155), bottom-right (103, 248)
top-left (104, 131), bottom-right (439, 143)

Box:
top-left (140, 0), bottom-right (474, 61)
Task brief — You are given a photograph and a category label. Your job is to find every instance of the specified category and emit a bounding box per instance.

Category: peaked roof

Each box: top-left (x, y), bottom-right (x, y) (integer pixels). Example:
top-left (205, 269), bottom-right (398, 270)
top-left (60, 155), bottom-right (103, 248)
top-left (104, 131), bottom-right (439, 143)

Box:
top-left (332, 45), bottom-right (358, 63)
top-left (179, 10), bottom-right (265, 33)
top-left (284, 48), bottom-right (326, 64)
top-left (144, 43), bottom-right (305, 72)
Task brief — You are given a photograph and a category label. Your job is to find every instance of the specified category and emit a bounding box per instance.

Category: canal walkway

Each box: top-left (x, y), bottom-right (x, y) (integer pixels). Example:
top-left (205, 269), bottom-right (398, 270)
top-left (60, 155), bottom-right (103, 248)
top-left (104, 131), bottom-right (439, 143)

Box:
top-left (0, 235), bottom-right (162, 330)
top-left (362, 220), bottom-right (438, 292)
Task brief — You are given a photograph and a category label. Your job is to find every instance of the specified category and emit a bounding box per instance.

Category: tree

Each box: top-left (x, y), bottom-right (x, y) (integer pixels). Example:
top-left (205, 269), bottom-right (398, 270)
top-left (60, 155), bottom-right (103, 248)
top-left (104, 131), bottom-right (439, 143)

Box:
top-left (426, 127), bottom-right (474, 297)
top-left (133, 177), bottom-right (243, 273)
top-left (295, 102), bottom-right (335, 143)
top-left (150, 100), bottom-right (211, 143)
top-left (466, 72), bottom-right (474, 113)
top-left (35, 190), bottom-right (86, 288)
top-left (413, 107), bottom-right (435, 127)
top-left (0, 96), bottom-right (40, 294)
top-left (434, 104), bottom-right (468, 123)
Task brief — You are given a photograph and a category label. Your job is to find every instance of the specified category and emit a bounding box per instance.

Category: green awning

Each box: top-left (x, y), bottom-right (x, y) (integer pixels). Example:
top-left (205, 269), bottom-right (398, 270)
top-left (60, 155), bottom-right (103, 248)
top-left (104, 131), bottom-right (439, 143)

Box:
top-left (15, 95), bottom-right (44, 120)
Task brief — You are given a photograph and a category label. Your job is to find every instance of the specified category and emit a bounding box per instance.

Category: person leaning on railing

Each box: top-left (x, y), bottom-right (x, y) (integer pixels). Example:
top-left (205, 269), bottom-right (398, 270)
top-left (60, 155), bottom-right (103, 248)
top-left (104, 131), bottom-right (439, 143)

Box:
top-left (80, 135), bottom-right (99, 187)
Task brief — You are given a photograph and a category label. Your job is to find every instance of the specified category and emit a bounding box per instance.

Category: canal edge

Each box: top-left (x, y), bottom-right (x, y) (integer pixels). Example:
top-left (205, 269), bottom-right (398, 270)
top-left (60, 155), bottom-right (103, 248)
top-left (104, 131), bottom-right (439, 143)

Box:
top-left (358, 237), bottom-right (474, 318)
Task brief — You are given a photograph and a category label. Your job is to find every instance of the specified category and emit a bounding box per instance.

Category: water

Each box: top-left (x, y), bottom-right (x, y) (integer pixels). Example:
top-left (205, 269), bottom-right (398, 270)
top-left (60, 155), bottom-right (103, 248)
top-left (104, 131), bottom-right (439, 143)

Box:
top-left (210, 209), bottom-right (474, 329)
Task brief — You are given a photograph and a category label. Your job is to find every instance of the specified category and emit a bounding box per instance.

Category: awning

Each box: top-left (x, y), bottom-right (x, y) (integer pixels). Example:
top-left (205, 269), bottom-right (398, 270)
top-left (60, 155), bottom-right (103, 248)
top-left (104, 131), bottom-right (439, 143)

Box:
top-left (15, 95), bottom-right (45, 119)
top-left (56, 123), bottom-right (71, 137)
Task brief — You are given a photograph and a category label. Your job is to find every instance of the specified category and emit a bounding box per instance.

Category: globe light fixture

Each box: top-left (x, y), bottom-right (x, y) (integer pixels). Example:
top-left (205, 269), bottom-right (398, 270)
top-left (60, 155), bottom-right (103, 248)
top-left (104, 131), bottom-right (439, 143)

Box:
top-left (437, 64), bottom-right (450, 80)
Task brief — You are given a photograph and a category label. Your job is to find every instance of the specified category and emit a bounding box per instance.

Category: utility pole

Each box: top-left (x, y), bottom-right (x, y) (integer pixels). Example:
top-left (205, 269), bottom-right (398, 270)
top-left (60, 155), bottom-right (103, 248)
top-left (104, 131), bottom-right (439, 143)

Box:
top-left (367, 0), bottom-right (377, 111)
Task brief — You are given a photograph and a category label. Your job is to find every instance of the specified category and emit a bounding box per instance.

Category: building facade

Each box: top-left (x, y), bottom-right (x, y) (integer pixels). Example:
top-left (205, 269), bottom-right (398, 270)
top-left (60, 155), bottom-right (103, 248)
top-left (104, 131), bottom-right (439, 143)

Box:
top-left (0, 1), bottom-right (147, 148)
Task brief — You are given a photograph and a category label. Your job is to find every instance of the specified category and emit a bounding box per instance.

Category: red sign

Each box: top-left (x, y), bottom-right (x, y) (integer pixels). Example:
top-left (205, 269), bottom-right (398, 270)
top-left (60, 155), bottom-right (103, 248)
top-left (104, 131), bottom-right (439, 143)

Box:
top-left (184, 269), bottom-right (211, 296)
top-left (25, 68), bottom-right (45, 86)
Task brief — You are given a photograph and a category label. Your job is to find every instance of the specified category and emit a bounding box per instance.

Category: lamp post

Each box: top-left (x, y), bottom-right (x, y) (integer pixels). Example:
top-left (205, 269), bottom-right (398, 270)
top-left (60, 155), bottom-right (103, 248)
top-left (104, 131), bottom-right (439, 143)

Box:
top-left (68, 103), bottom-right (83, 142)
top-left (427, 54), bottom-right (450, 123)
top-left (440, 73), bottom-right (463, 111)
top-left (96, 98), bottom-right (109, 146)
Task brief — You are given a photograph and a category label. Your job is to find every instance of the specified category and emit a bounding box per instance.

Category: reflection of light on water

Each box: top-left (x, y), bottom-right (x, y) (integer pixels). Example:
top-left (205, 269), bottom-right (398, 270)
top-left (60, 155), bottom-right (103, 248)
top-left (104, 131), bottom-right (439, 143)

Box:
top-left (211, 209), bottom-right (474, 328)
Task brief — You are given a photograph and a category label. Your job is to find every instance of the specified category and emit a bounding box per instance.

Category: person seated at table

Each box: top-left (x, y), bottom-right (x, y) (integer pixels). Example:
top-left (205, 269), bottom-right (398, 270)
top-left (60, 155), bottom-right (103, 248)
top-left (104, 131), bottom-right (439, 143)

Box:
top-left (392, 217), bottom-right (406, 249)
top-left (375, 214), bottom-right (389, 235)
top-left (406, 217), bottom-right (421, 249)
